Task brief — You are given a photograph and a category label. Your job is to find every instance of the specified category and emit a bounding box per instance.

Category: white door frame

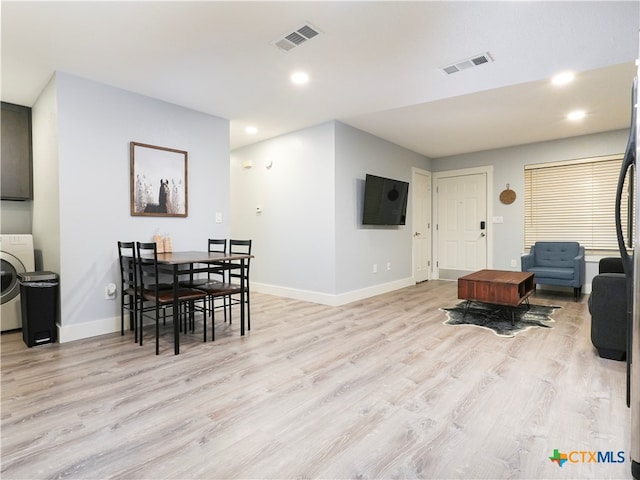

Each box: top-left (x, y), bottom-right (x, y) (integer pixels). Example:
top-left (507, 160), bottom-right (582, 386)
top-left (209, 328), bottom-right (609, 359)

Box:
top-left (411, 167), bottom-right (432, 282)
top-left (433, 165), bottom-right (493, 279)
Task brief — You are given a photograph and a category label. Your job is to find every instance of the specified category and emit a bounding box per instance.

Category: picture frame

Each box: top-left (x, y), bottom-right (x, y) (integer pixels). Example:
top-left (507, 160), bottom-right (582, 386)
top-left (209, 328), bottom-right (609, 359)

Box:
top-left (130, 142), bottom-right (188, 217)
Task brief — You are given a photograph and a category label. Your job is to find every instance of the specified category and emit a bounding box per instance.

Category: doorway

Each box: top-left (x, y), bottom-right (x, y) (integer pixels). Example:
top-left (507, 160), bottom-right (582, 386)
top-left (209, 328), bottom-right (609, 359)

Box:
top-left (434, 166), bottom-right (493, 280)
top-left (412, 168), bottom-right (431, 283)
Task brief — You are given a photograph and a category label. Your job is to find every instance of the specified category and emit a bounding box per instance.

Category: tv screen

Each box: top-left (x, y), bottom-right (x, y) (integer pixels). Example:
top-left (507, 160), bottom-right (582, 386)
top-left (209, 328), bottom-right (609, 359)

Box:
top-left (362, 174), bottom-right (409, 225)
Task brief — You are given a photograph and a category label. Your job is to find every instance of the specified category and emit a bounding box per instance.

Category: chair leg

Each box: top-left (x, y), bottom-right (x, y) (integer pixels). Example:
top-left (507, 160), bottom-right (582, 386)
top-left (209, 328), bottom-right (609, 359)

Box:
top-left (130, 295), bottom-right (138, 343)
top-left (138, 299), bottom-right (144, 347)
top-left (129, 296), bottom-right (135, 332)
top-left (155, 307), bottom-right (160, 355)
top-left (203, 299), bottom-right (207, 341)
top-left (203, 299), bottom-right (207, 342)
top-left (211, 305), bottom-right (215, 341)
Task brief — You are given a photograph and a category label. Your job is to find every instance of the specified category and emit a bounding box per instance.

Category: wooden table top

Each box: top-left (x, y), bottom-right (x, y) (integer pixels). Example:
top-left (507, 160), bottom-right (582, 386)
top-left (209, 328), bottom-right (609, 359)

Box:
top-left (144, 250), bottom-right (253, 265)
top-left (458, 269), bottom-right (533, 284)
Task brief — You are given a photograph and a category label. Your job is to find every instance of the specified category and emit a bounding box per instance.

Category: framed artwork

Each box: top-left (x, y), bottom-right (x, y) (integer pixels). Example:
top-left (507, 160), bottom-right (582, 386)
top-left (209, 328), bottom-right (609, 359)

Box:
top-left (130, 142), bottom-right (188, 217)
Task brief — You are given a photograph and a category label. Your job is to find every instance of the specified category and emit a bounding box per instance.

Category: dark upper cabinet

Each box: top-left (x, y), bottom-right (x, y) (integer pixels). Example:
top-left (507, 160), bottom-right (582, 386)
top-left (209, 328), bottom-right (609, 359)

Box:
top-left (1, 101), bottom-right (33, 200)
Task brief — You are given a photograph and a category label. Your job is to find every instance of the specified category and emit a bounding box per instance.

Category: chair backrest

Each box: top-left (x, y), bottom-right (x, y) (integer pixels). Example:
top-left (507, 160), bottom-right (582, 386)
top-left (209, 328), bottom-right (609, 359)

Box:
top-left (229, 239), bottom-right (252, 280)
top-left (136, 242), bottom-right (160, 296)
top-left (599, 257), bottom-right (625, 274)
top-left (208, 238), bottom-right (227, 254)
top-left (533, 241), bottom-right (580, 267)
top-left (117, 241), bottom-right (136, 290)
top-left (205, 239), bottom-right (227, 281)
top-left (230, 239), bottom-right (251, 255)
top-left (230, 239), bottom-right (252, 263)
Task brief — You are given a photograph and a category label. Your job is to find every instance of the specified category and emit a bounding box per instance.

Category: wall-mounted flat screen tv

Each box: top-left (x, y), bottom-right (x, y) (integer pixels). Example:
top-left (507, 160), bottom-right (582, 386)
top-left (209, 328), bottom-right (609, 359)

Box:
top-left (362, 174), bottom-right (409, 225)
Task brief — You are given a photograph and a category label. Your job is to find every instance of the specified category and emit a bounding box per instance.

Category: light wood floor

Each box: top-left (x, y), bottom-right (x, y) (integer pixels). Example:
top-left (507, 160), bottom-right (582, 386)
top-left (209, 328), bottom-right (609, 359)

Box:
top-left (1, 280), bottom-right (632, 479)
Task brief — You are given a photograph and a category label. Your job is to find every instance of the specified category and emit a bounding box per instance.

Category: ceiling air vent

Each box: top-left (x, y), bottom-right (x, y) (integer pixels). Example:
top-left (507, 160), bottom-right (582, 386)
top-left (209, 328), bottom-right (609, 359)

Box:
top-left (440, 52), bottom-right (494, 75)
top-left (272, 23), bottom-right (321, 53)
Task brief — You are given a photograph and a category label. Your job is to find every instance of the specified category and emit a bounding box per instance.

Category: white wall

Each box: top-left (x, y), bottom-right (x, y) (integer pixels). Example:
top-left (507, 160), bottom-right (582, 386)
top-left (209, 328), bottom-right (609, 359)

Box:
top-left (231, 122), bottom-right (336, 300)
top-left (33, 72), bottom-right (230, 342)
top-left (31, 76), bottom-right (60, 274)
top-left (231, 121), bottom-right (431, 305)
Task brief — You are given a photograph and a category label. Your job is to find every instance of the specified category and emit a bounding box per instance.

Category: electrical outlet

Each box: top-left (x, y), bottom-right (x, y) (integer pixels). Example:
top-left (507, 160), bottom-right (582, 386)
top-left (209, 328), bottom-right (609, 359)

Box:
top-left (105, 283), bottom-right (116, 300)
top-left (373, 263), bottom-right (378, 273)
top-left (510, 259), bottom-right (517, 268)
top-left (387, 262), bottom-right (391, 271)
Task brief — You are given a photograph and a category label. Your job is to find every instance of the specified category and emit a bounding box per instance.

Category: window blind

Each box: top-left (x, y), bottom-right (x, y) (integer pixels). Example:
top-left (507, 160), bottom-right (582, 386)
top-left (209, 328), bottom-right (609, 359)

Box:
top-left (524, 154), bottom-right (630, 253)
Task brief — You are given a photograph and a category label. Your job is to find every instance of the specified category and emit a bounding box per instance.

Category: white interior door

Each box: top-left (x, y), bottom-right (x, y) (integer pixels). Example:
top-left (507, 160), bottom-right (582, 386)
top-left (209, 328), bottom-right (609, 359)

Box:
top-left (436, 172), bottom-right (487, 279)
top-left (412, 169), bottom-right (431, 283)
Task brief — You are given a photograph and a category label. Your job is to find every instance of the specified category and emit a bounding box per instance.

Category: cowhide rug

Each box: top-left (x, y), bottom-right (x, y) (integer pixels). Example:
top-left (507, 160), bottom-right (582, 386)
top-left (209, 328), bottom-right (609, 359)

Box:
top-left (440, 301), bottom-right (560, 337)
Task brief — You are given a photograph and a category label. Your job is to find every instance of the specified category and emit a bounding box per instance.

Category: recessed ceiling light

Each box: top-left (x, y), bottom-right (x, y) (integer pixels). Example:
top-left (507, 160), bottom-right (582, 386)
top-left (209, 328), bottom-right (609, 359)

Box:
top-left (552, 71), bottom-right (575, 86)
top-left (291, 71), bottom-right (309, 85)
top-left (245, 126), bottom-right (258, 134)
top-left (567, 110), bottom-right (586, 121)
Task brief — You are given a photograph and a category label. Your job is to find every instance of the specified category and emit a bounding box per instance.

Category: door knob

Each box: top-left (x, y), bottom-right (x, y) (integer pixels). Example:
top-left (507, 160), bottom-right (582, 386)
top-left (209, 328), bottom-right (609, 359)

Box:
top-left (414, 232), bottom-right (421, 237)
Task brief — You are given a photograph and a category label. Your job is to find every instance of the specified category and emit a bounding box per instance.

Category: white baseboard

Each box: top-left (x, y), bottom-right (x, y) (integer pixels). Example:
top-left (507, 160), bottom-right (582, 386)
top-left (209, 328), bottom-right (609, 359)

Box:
top-left (58, 315), bottom-right (121, 343)
top-left (56, 298), bottom-right (257, 343)
top-left (252, 277), bottom-right (415, 307)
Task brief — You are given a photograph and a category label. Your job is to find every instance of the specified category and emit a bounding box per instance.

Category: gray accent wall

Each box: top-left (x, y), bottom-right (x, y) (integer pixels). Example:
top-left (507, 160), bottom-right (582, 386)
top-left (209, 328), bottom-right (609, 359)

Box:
top-left (334, 122), bottom-right (432, 294)
top-left (30, 72), bottom-right (231, 341)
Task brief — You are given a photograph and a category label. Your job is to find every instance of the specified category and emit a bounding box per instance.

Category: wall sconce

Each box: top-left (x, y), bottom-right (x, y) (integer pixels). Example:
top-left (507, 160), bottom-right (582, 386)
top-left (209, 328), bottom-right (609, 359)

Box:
top-left (264, 158), bottom-right (273, 169)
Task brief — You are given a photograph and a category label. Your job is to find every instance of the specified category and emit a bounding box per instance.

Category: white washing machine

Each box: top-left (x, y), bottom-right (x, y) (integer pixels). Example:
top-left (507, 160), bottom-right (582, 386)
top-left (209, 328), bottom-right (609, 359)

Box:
top-left (1, 234), bottom-right (35, 331)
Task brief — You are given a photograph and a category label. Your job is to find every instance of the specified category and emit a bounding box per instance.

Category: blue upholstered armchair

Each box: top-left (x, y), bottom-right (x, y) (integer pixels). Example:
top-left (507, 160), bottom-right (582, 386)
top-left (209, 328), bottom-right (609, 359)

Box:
top-left (521, 241), bottom-right (585, 300)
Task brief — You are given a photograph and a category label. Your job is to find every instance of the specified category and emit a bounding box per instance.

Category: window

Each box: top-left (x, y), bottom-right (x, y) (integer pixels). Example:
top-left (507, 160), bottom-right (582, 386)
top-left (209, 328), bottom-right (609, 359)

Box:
top-left (524, 154), bottom-right (631, 254)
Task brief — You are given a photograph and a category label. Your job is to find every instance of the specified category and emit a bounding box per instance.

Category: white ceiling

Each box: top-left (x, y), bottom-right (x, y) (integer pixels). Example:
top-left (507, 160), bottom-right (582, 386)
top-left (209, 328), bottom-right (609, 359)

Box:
top-left (2, 1), bottom-right (638, 158)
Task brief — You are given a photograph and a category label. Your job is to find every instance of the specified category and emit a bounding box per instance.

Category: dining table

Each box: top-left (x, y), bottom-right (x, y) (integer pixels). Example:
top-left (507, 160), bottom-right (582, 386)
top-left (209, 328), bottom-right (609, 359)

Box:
top-left (151, 250), bottom-right (253, 355)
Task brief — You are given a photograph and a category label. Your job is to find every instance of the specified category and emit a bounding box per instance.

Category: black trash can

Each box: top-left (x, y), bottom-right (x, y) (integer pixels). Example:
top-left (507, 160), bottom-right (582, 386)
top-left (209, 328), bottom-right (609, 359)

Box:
top-left (18, 271), bottom-right (59, 347)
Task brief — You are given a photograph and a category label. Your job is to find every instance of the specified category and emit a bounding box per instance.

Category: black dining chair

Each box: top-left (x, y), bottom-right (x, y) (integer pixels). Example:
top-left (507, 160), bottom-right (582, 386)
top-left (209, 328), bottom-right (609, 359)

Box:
top-left (196, 239), bottom-right (252, 335)
top-left (227, 239), bottom-right (252, 330)
top-left (117, 241), bottom-right (138, 340)
top-left (178, 239), bottom-right (231, 325)
top-left (179, 239), bottom-right (227, 288)
top-left (136, 242), bottom-right (208, 354)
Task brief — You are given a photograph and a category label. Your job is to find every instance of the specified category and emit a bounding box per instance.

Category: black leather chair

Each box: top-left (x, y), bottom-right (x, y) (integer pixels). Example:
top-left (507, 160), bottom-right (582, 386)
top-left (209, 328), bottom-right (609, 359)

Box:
top-left (588, 257), bottom-right (627, 360)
